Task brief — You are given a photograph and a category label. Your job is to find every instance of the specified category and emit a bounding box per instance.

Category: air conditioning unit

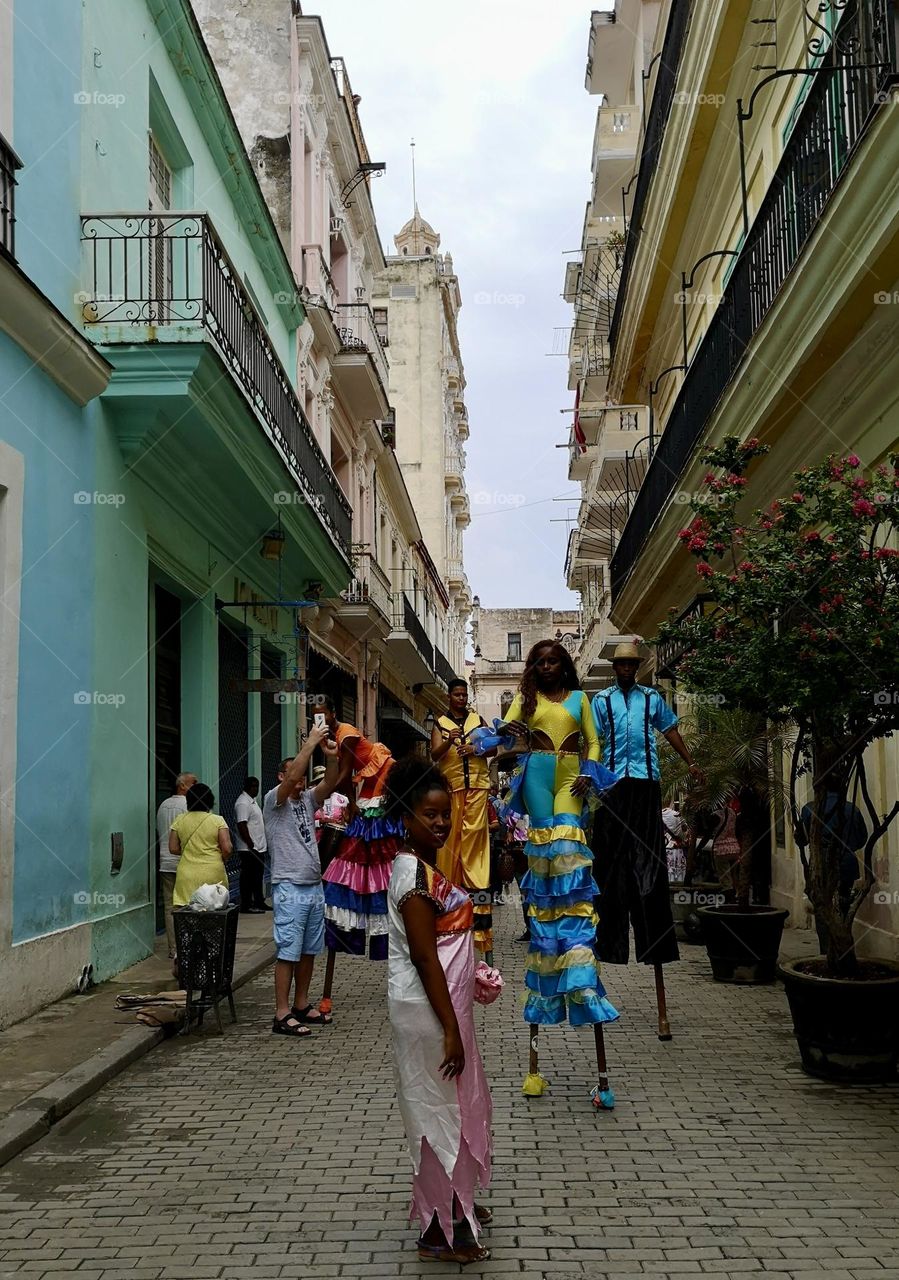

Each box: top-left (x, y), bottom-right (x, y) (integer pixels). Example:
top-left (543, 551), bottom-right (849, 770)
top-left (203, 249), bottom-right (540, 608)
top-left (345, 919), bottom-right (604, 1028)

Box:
top-left (330, 215), bottom-right (345, 237)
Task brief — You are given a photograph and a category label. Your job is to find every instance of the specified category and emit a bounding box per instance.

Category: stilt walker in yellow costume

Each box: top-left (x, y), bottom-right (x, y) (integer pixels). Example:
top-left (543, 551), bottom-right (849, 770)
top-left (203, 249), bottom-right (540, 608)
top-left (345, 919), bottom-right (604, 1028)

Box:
top-left (431, 679), bottom-right (496, 963)
top-left (502, 640), bottom-right (619, 1110)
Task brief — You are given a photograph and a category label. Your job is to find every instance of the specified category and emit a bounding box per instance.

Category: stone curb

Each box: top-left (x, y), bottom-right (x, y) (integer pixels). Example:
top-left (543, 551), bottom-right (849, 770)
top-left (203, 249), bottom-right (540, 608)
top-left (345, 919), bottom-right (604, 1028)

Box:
top-left (0, 940), bottom-right (275, 1169)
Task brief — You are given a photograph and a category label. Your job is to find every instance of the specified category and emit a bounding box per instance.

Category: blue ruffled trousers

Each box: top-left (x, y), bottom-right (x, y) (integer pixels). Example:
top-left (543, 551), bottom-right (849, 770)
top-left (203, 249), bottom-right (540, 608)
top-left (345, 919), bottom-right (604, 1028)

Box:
top-left (519, 752), bottom-right (620, 1027)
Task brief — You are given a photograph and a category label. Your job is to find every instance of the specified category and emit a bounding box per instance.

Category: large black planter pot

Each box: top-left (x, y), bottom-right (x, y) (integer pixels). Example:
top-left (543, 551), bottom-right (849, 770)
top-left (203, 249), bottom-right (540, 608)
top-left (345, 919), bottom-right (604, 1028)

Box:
top-left (669, 883), bottom-right (726, 943)
top-left (778, 957), bottom-right (899, 1083)
top-left (698, 904), bottom-right (788, 983)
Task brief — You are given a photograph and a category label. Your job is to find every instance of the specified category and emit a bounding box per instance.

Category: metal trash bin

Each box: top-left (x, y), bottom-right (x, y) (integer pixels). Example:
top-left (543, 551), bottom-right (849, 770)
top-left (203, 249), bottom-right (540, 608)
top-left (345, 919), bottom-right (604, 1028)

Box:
top-left (173, 904), bottom-right (239, 1034)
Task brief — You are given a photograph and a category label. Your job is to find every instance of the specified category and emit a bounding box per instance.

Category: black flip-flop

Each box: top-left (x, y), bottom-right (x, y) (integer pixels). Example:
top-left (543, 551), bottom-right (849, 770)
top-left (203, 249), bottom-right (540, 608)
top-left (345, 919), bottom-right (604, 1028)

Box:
top-left (291, 1004), bottom-right (332, 1026)
top-left (272, 1013), bottom-right (311, 1037)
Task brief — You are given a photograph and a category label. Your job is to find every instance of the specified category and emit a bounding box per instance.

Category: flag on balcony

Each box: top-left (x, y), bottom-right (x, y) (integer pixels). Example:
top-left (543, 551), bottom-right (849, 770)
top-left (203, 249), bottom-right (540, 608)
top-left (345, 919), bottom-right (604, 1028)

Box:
top-left (573, 385), bottom-right (587, 454)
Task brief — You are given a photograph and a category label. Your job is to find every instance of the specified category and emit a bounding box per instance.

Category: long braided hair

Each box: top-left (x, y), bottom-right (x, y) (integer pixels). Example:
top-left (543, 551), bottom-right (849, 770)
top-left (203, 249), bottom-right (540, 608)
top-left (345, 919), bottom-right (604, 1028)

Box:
top-left (519, 640), bottom-right (581, 720)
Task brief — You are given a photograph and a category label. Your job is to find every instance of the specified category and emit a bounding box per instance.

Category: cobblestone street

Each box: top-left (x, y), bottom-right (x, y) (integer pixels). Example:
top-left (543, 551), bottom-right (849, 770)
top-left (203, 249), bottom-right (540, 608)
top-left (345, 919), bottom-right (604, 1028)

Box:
top-left (3, 909), bottom-right (899, 1279)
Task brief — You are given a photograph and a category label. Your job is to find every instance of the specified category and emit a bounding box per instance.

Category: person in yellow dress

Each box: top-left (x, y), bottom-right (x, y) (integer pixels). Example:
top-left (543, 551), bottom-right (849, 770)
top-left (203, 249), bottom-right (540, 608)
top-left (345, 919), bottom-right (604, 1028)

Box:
top-left (503, 640), bottom-right (619, 1103)
top-left (170, 783), bottom-right (232, 906)
top-left (431, 679), bottom-right (496, 960)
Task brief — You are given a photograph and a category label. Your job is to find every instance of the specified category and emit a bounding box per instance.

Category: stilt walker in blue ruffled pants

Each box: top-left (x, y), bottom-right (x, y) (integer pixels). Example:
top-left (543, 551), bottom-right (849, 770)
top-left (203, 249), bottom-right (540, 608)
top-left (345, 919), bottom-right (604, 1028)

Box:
top-left (501, 641), bottom-right (619, 1111)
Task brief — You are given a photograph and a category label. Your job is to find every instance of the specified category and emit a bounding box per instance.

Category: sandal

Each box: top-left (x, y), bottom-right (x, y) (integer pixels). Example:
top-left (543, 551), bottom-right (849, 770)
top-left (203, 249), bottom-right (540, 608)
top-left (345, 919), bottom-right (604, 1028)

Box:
top-left (474, 1203), bottom-right (493, 1225)
top-left (291, 1004), bottom-right (332, 1026)
top-left (416, 1241), bottom-right (491, 1264)
top-left (272, 1013), bottom-right (311, 1037)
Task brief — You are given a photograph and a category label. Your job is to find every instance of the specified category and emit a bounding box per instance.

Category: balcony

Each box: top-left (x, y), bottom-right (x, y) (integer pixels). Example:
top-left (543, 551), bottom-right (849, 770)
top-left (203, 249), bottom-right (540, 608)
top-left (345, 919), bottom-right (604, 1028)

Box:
top-left (446, 556), bottom-right (466, 590)
top-left (301, 244), bottom-right (340, 355)
top-left (444, 356), bottom-right (461, 389)
top-left (579, 334), bottom-right (612, 405)
top-left (456, 409), bottom-right (470, 440)
top-left (388, 592), bottom-right (434, 683)
top-left (330, 57), bottom-right (371, 170)
top-left (610, 0), bottom-right (898, 600)
top-left (445, 446), bottom-right (465, 492)
top-left (577, 616), bottom-right (615, 692)
top-left (585, 3), bottom-right (642, 101)
top-left (0, 133), bottom-right (22, 261)
top-left (80, 212), bottom-right (352, 559)
top-left (434, 646), bottom-right (457, 688)
top-left (563, 256), bottom-right (581, 304)
top-left (596, 408), bottom-right (648, 488)
top-left (566, 530), bottom-right (608, 596)
top-left (568, 430), bottom-right (593, 482)
top-left (476, 657), bottom-right (524, 678)
top-left (335, 549), bottom-right (392, 640)
top-left (450, 490), bottom-right (471, 527)
top-left (333, 302), bottom-right (390, 420)
top-left (590, 107), bottom-right (640, 216)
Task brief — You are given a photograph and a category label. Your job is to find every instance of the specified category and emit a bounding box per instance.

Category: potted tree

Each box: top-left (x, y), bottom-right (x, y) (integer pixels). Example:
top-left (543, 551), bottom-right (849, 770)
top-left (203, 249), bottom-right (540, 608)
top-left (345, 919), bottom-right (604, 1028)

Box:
top-left (656, 438), bottom-right (899, 1079)
top-left (663, 708), bottom-right (788, 981)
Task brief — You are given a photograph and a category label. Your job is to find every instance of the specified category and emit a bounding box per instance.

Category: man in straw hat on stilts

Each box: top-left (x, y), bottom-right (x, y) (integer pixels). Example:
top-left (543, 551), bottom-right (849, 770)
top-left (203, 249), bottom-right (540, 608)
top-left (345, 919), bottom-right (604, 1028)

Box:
top-left (590, 640), bottom-right (702, 1039)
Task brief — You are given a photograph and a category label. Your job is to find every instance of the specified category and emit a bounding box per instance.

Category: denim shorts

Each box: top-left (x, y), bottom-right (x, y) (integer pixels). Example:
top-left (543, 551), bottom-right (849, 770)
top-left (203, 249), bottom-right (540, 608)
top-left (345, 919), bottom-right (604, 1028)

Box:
top-left (272, 881), bottom-right (325, 961)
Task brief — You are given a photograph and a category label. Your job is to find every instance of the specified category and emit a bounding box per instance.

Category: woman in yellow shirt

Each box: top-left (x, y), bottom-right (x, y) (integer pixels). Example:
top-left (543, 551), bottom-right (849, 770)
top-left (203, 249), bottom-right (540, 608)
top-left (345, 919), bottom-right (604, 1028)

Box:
top-left (169, 784), bottom-right (232, 907)
top-left (504, 640), bottom-right (618, 1104)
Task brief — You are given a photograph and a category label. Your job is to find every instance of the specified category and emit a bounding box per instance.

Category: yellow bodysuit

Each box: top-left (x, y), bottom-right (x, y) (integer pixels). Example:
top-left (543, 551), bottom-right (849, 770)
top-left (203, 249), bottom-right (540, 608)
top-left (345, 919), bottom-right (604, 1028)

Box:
top-left (504, 690), bottom-right (600, 819)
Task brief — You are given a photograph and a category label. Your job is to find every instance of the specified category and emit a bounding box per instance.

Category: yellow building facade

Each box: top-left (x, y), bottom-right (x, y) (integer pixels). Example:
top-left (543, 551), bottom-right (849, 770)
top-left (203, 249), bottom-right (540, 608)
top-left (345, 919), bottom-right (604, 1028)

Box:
top-left (570, 0), bottom-right (899, 953)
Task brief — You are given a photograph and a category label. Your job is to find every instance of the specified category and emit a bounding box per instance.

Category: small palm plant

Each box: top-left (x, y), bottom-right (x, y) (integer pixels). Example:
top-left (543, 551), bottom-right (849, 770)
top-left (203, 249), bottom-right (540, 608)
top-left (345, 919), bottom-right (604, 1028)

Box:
top-left (661, 707), bottom-right (789, 906)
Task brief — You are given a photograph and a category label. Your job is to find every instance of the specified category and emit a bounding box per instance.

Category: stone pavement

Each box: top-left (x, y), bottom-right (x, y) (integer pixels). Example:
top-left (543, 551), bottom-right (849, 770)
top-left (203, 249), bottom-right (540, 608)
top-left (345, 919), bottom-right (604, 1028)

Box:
top-left (2, 904), bottom-right (899, 1280)
top-left (0, 913), bottom-right (275, 1164)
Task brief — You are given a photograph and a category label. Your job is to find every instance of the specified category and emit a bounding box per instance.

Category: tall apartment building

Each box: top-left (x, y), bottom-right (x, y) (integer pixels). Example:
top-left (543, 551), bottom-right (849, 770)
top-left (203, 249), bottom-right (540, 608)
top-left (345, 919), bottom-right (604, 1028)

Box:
top-left (579, 0), bottom-right (899, 951)
top-left (470, 605), bottom-right (582, 725)
top-left (194, 1), bottom-right (466, 751)
top-left (372, 209), bottom-right (473, 678)
top-left (563, 2), bottom-right (661, 692)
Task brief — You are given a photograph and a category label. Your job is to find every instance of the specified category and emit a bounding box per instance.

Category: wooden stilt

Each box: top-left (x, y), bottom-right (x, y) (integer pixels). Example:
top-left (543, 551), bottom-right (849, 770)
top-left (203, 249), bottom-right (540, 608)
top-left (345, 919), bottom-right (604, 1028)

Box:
top-left (522, 1026), bottom-right (548, 1096)
top-left (318, 947), bottom-right (336, 1016)
top-left (590, 1024), bottom-right (615, 1110)
top-left (654, 962), bottom-right (672, 1040)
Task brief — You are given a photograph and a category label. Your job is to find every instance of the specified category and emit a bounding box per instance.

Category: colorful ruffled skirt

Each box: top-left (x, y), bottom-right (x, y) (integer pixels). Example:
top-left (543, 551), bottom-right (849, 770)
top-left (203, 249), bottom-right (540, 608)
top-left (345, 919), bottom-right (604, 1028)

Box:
top-left (510, 752), bottom-right (620, 1026)
top-left (322, 795), bottom-right (402, 960)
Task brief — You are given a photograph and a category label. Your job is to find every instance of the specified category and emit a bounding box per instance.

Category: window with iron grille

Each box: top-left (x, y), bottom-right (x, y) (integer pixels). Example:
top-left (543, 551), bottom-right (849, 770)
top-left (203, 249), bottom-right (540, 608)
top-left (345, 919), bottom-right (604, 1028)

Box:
top-left (148, 133), bottom-right (172, 316)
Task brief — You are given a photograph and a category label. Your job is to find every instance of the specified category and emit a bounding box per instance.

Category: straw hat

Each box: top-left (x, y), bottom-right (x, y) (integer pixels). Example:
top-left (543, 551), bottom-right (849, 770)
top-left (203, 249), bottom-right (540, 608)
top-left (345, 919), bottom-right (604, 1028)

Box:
top-left (612, 640), bottom-right (641, 662)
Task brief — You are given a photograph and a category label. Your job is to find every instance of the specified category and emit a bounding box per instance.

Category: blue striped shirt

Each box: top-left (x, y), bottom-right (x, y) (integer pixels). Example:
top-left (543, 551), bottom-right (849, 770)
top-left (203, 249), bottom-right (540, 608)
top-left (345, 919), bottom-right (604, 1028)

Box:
top-left (591, 684), bottom-right (678, 781)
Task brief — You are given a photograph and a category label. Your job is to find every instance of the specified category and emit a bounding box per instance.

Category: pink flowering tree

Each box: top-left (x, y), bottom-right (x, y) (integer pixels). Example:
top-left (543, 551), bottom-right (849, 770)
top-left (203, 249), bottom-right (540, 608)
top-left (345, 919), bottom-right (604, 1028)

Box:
top-left (655, 437), bottom-right (899, 976)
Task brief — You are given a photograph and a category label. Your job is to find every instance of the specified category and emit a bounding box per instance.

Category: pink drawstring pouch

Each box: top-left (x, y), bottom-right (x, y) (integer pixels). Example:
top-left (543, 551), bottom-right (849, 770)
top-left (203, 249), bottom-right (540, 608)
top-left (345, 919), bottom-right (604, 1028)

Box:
top-left (473, 961), bottom-right (504, 1005)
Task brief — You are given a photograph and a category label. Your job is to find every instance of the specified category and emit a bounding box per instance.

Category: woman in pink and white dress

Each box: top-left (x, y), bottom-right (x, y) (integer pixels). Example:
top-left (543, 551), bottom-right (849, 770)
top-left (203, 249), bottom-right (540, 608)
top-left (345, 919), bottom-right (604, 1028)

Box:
top-left (385, 758), bottom-right (493, 1266)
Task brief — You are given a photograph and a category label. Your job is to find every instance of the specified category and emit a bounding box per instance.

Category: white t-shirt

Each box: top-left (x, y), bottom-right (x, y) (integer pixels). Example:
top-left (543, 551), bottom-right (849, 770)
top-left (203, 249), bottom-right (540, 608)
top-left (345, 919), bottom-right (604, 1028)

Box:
top-left (156, 794), bottom-right (187, 874)
top-left (662, 807), bottom-right (685, 849)
top-left (234, 791), bottom-right (267, 853)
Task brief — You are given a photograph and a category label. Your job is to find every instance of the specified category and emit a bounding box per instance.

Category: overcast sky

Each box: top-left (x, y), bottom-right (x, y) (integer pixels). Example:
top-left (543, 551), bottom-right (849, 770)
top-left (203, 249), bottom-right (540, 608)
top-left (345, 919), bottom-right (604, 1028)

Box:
top-left (307, 0), bottom-right (612, 609)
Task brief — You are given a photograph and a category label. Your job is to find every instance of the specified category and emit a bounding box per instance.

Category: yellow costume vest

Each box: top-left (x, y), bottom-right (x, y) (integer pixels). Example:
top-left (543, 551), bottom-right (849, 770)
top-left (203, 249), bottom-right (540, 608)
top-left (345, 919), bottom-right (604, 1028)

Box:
top-left (436, 712), bottom-right (491, 792)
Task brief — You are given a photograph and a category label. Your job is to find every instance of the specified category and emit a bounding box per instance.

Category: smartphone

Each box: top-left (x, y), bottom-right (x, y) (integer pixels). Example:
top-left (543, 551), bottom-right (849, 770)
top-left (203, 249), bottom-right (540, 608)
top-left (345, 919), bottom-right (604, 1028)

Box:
top-left (313, 712), bottom-right (327, 732)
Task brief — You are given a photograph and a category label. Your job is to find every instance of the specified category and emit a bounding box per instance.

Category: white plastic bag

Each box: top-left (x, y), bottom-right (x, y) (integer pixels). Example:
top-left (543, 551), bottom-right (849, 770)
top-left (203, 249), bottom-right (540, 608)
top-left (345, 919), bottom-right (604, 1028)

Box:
top-left (187, 883), bottom-right (230, 911)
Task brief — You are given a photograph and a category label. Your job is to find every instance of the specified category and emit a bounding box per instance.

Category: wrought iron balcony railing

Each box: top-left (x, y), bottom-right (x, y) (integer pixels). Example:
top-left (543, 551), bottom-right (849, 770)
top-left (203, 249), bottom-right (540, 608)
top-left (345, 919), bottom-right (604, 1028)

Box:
top-left (342, 549), bottom-right (393, 621)
top-left (608, 0), bottom-right (691, 353)
top-left (0, 133), bottom-right (22, 261)
top-left (335, 301), bottom-right (389, 392)
top-left (434, 646), bottom-right (456, 687)
top-left (80, 212), bottom-right (351, 556)
top-left (610, 0), bottom-right (898, 600)
top-left (580, 334), bottom-right (611, 381)
top-left (392, 592), bottom-right (434, 669)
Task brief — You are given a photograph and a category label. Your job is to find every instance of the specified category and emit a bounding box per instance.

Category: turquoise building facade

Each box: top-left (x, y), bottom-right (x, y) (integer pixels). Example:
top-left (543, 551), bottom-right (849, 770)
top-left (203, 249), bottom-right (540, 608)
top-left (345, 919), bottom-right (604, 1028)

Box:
top-left (0, 0), bottom-right (352, 1025)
